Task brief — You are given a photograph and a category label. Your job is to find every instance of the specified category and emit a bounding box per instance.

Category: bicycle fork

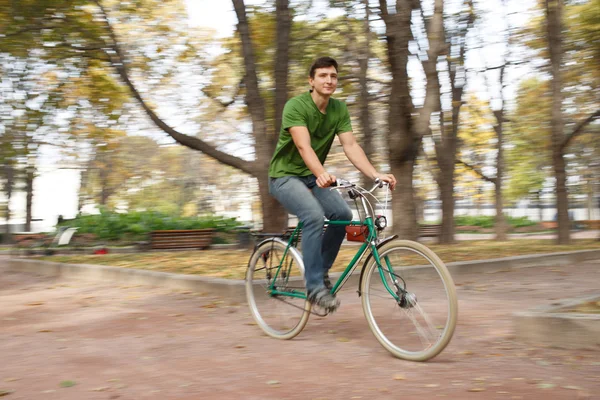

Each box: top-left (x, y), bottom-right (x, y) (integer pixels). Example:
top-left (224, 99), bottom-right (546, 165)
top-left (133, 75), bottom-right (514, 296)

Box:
top-left (372, 250), bottom-right (417, 309)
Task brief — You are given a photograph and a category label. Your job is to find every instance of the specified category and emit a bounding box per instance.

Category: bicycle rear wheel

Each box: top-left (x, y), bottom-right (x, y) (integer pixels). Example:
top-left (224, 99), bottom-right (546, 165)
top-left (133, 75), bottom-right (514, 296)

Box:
top-left (246, 238), bottom-right (311, 340)
top-left (361, 240), bottom-right (457, 361)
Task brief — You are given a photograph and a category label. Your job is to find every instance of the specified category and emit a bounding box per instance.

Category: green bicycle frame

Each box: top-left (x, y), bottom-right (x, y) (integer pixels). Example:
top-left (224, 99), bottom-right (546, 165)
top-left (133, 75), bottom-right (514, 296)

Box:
top-left (268, 217), bottom-right (401, 301)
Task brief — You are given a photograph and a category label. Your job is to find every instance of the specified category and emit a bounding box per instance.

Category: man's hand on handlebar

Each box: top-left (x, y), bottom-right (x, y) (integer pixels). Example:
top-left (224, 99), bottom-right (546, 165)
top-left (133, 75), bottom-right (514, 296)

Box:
top-left (374, 173), bottom-right (397, 190)
top-left (316, 172), bottom-right (337, 188)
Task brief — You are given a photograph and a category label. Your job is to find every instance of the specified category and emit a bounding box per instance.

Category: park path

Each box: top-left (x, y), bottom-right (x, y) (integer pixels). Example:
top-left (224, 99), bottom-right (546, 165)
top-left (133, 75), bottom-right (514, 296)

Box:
top-left (0, 257), bottom-right (599, 400)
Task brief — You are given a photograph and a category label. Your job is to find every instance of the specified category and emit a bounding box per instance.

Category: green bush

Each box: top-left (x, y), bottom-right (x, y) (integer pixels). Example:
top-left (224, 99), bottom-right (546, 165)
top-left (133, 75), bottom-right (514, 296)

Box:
top-left (58, 210), bottom-right (243, 243)
top-left (454, 215), bottom-right (537, 229)
top-left (454, 215), bottom-right (496, 228)
top-left (506, 216), bottom-right (538, 228)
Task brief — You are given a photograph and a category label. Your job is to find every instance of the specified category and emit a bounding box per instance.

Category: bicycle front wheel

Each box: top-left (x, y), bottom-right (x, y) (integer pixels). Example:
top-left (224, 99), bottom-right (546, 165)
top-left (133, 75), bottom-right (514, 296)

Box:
top-left (361, 240), bottom-right (457, 361)
top-left (246, 238), bottom-right (311, 340)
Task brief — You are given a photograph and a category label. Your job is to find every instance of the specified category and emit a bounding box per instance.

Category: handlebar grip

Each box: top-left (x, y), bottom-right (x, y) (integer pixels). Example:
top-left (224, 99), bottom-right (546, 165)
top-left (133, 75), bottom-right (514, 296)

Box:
top-left (330, 180), bottom-right (338, 187)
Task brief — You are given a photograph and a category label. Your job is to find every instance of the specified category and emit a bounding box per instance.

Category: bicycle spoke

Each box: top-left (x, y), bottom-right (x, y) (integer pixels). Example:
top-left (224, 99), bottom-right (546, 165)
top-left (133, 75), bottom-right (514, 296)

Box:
top-left (246, 239), bottom-right (310, 339)
top-left (362, 240), bottom-right (457, 361)
top-left (401, 304), bottom-right (440, 349)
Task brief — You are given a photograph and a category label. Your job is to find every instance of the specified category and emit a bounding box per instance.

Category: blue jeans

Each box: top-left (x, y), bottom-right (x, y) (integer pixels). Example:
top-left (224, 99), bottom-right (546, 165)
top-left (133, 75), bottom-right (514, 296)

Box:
top-left (269, 175), bottom-right (353, 293)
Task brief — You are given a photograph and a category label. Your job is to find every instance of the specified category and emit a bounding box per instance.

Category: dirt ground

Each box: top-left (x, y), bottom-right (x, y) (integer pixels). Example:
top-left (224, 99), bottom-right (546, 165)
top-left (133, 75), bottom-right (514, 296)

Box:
top-left (1, 257), bottom-right (599, 400)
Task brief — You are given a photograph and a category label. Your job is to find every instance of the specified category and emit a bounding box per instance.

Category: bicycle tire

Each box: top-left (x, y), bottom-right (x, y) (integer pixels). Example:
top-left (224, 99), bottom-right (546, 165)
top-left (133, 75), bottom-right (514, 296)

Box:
top-left (361, 239), bottom-right (458, 361)
top-left (246, 238), bottom-right (311, 339)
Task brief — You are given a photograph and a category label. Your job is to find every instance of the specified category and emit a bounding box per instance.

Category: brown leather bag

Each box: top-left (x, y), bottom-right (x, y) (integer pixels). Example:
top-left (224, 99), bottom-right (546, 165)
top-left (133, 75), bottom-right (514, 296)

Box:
top-left (345, 226), bottom-right (368, 242)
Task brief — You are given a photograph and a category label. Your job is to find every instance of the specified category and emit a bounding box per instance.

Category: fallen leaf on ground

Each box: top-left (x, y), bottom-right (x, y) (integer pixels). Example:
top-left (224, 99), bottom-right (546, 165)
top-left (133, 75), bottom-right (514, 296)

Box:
top-left (536, 383), bottom-right (556, 389)
top-left (59, 381), bottom-right (76, 388)
top-left (561, 386), bottom-right (582, 390)
top-left (468, 387), bottom-right (486, 392)
top-left (266, 380), bottom-right (280, 385)
top-left (393, 374), bottom-right (405, 380)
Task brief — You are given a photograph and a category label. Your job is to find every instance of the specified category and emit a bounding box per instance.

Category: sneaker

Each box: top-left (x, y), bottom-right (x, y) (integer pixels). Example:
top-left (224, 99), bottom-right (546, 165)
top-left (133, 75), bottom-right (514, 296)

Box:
top-left (324, 272), bottom-right (332, 290)
top-left (307, 287), bottom-right (340, 312)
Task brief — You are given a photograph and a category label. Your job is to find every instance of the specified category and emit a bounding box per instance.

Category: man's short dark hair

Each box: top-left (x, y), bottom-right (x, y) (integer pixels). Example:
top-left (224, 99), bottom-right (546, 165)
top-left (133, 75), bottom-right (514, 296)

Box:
top-left (309, 57), bottom-right (338, 78)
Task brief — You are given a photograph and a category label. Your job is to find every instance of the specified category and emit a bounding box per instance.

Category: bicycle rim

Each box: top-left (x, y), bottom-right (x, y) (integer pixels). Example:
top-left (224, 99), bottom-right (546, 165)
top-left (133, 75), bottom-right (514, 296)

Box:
top-left (245, 239), bottom-right (310, 340)
top-left (361, 240), bottom-right (457, 361)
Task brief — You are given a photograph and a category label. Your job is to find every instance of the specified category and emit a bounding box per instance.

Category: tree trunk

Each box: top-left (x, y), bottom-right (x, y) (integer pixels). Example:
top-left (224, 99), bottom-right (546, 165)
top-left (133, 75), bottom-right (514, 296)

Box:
top-left (494, 179), bottom-right (507, 240)
top-left (537, 190), bottom-right (543, 222)
top-left (78, 166), bottom-right (88, 214)
top-left (257, 175), bottom-right (287, 232)
top-left (3, 165), bottom-right (14, 241)
top-left (359, 0), bottom-right (374, 189)
top-left (554, 148), bottom-right (570, 242)
top-left (545, 0), bottom-right (569, 244)
top-left (436, 112), bottom-right (457, 244)
top-left (422, 0), bottom-right (461, 244)
top-left (262, 0), bottom-right (292, 231)
top-left (234, 0), bottom-right (289, 231)
top-left (25, 168), bottom-right (34, 232)
top-left (494, 112), bottom-right (507, 241)
top-left (380, 0), bottom-right (419, 240)
top-left (586, 176), bottom-right (593, 221)
top-left (435, 0), bottom-right (473, 244)
top-left (439, 173), bottom-right (455, 243)
top-left (391, 161), bottom-right (417, 238)
top-left (273, 0), bottom-right (291, 138)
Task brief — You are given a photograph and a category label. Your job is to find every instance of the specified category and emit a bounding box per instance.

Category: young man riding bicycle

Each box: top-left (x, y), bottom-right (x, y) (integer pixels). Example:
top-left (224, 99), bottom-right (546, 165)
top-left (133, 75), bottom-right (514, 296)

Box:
top-left (268, 56), bottom-right (396, 311)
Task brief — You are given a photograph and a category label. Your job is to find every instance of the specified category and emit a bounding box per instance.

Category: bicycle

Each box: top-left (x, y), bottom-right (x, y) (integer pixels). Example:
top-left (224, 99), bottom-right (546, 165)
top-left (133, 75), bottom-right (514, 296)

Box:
top-left (246, 179), bottom-right (458, 361)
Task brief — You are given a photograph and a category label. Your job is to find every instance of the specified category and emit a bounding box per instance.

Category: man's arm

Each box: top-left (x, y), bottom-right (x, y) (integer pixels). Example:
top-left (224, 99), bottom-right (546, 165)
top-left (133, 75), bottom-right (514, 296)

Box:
top-left (338, 131), bottom-right (397, 189)
top-left (289, 126), bottom-right (336, 188)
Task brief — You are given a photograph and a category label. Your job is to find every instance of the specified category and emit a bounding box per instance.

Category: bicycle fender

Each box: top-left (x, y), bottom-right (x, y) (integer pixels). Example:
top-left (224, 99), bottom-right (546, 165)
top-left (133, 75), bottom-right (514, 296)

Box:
top-left (357, 235), bottom-right (398, 296)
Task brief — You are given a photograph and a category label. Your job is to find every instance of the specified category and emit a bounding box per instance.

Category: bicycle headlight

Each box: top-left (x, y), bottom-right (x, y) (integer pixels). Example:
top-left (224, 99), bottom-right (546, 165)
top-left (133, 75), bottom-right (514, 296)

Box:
top-left (375, 215), bottom-right (387, 231)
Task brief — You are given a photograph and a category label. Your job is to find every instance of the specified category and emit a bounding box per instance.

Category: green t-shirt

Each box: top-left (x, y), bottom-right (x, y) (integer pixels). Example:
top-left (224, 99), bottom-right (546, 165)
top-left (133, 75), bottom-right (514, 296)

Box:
top-left (268, 92), bottom-right (352, 178)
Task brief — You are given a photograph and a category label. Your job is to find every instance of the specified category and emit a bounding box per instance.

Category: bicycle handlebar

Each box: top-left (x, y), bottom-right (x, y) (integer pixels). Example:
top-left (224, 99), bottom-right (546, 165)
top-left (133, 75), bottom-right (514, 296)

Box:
top-left (330, 178), bottom-right (388, 197)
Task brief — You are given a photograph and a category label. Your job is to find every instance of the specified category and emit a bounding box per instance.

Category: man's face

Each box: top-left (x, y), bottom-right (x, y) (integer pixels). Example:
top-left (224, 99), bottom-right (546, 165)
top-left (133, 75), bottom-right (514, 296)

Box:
top-left (309, 66), bottom-right (338, 96)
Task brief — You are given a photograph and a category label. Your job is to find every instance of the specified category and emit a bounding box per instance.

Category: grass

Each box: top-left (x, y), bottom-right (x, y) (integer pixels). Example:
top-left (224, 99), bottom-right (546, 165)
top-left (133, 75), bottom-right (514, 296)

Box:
top-left (36, 239), bottom-right (600, 280)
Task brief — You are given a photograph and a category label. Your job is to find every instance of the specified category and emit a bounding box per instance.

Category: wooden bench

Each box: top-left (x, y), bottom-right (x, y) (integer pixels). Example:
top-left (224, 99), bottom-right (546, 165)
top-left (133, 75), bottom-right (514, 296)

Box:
top-left (580, 220), bottom-right (600, 230)
top-left (540, 221), bottom-right (558, 229)
top-left (150, 229), bottom-right (215, 250)
top-left (418, 224), bottom-right (442, 238)
top-left (251, 227), bottom-right (298, 244)
top-left (251, 226), bottom-right (330, 248)
top-left (13, 233), bottom-right (49, 245)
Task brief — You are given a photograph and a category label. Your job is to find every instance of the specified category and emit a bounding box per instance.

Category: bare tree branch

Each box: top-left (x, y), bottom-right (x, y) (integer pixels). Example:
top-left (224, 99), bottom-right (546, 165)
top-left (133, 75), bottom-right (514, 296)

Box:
top-left (92, 0), bottom-right (255, 175)
top-left (561, 109), bottom-right (600, 150)
top-left (200, 77), bottom-right (245, 108)
top-left (456, 159), bottom-right (496, 184)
